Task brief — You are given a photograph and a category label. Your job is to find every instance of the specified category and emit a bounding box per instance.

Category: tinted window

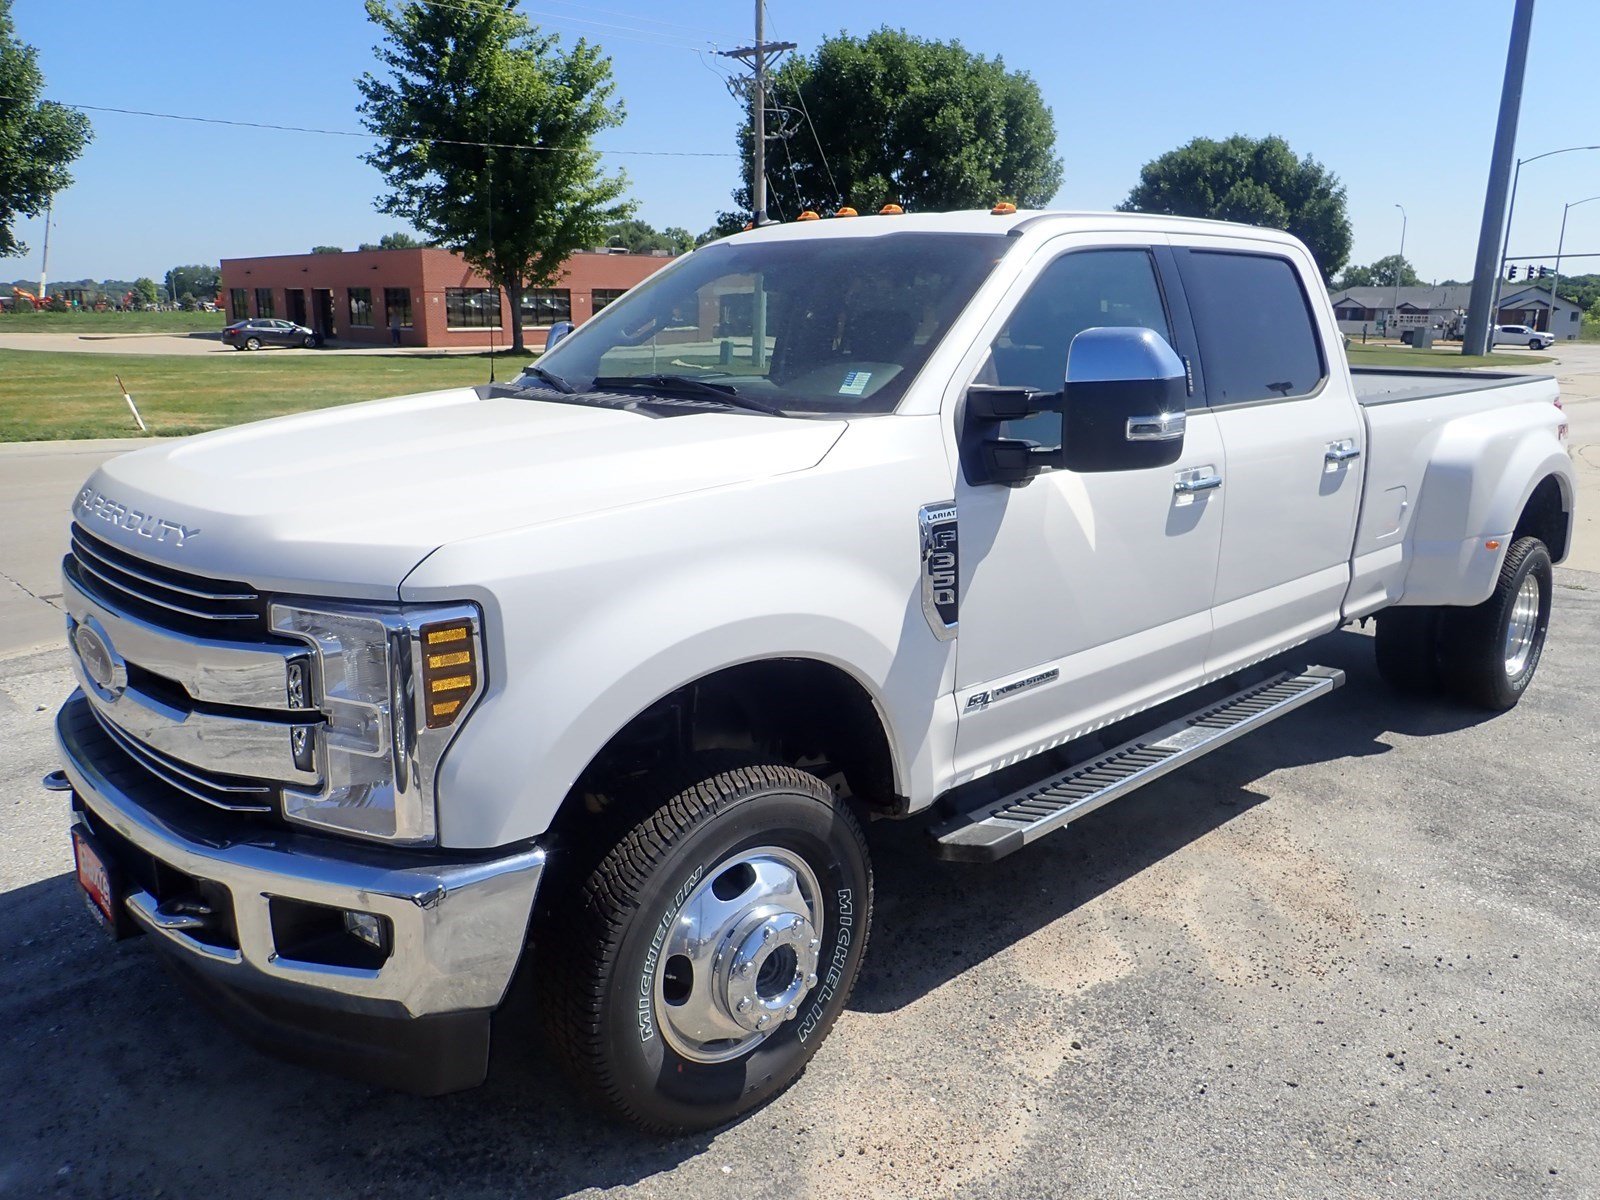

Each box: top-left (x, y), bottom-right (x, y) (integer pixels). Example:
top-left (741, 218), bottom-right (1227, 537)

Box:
top-left (1178, 250), bottom-right (1324, 404)
top-left (987, 248), bottom-right (1172, 440)
top-left (533, 233), bottom-right (1007, 415)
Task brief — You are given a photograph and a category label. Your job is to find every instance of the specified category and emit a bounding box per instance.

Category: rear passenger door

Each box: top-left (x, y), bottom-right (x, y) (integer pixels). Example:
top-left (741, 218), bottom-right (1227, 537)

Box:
top-left (1172, 241), bottom-right (1364, 676)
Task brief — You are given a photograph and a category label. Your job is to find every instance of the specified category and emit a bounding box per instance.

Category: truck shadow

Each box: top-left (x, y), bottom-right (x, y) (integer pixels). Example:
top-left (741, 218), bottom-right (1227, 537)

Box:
top-left (0, 628), bottom-right (1500, 1197)
top-left (851, 625), bottom-right (1494, 1015)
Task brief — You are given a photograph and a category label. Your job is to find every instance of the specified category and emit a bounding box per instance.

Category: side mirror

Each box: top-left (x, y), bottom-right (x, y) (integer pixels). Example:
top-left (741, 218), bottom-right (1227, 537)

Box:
top-left (544, 320), bottom-right (575, 352)
top-left (960, 326), bottom-right (1186, 486)
top-left (1059, 327), bottom-right (1187, 473)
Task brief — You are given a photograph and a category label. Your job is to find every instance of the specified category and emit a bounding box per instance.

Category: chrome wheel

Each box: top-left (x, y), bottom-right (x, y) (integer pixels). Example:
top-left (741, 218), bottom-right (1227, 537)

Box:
top-left (1504, 572), bottom-right (1541, 676)
top-left (654, 846), bottom-right (824, 1064)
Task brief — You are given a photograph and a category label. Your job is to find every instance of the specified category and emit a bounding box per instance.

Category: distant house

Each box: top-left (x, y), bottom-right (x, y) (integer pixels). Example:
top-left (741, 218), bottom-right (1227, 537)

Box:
top-left (1327, 283), bottom-right (1585, 341)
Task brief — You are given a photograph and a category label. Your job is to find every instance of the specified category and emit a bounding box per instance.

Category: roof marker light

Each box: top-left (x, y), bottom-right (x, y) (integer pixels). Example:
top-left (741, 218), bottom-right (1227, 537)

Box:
top-left (991, 201), bottom-right (1018, 215)
top-left (879, 203), bottom-right (904, 215)
top-left (834, 206), bottom-right (858, 218)
top-left (796, 210), bottom-right (820, 221)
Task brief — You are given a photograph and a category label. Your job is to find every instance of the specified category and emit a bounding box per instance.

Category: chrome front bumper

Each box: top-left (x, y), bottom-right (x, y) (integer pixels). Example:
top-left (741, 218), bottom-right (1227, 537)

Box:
top-left (57, 692), bottom-right (545, 1023)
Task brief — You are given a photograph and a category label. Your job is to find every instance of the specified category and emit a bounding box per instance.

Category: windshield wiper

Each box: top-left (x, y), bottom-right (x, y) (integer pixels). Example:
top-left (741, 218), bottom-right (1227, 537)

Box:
top-left (591, 374), bottom-right (786, 416)
top-left (520, 364), bottom-right (577, 394)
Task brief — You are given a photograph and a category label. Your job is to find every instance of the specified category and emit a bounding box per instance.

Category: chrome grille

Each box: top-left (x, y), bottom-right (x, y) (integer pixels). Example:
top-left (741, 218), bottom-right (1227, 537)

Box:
top-left (88, 704), bottom-right (277, 815)
top-left (66, 525), bottom-right (267, 636)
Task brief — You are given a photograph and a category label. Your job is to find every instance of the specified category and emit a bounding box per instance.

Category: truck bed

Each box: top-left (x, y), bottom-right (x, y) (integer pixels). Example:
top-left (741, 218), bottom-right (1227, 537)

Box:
top-left (1351, 366), bottom-right (1555, 406)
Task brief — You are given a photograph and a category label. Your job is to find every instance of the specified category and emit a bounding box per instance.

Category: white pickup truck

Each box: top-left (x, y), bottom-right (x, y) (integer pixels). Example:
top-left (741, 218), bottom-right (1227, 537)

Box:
top-left (48, 209), bottom-right (1574, 1132)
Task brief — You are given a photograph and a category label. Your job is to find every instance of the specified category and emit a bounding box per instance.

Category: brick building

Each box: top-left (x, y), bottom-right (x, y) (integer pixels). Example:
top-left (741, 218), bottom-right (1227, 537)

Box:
top-left (219, 246), bottom-right (671, 349)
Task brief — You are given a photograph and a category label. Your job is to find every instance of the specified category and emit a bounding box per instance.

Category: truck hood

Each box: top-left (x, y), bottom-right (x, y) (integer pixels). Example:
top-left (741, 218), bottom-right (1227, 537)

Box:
top-left (76, 388), bottom-right (847, 596)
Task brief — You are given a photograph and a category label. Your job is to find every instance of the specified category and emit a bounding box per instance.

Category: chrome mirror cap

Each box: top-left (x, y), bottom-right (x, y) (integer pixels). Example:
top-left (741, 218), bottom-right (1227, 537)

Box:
top-left (1065, 326), bottom-right (1185, 385)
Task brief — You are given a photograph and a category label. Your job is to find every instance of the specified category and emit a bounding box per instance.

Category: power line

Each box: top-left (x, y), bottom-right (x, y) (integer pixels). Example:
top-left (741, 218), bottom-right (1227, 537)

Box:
top-left (760, 3), bottom-right (841, 208)
top-left (512, 0), bottom-right (741, 43)
top-left (14, 98), bottom-right (738, 158)
top-left (406, 0), bottom-right (715, 52)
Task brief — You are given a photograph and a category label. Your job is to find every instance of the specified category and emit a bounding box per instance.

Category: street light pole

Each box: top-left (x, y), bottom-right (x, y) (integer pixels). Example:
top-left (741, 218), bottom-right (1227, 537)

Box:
top-left (1393, 203), bottom-right (1407, 331)
top-left (1463, 0), bottom-right (1536, 356)
top-left (1549, 194), bottom-right (1600, 341)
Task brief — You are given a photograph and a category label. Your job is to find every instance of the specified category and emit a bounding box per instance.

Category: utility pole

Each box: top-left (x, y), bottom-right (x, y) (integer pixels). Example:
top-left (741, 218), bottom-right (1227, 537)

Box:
top-left (38, 196), bottom-right (52, 306)
top-left (717, 5), bottom-right (796, 228)
top-left (717, 4), bottom-right (795, 370)
top-left (1463, 0), bottom-right (1535, 356)
top-left (1393, 203), bottom-right (1407, 332)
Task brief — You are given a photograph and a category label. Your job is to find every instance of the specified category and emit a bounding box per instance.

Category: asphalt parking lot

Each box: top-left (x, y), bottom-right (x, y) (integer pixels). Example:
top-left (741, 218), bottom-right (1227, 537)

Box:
top-left (3, 351), bottom-right (1599, 1198)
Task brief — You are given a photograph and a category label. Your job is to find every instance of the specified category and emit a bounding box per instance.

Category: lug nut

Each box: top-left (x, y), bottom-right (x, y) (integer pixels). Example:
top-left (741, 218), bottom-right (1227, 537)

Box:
top-left (763, 926), bottom-right (774, 943)
top-left (808, 938), bottom-right (820, 951)
top-left (757, 1014), bottom-right (771, 1029)
top-left (737, 961), bottom-right (752, 978)
top-left (805, 972), bottom-right (818, 988)
top-left (737, 997), bottom-right (752, 1013)
top-left (784, 1004), bottom-right (797, 1020)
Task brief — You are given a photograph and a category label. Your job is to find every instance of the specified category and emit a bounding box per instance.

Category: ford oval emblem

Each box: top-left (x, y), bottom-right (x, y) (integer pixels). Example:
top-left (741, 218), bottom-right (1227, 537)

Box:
top-left (74, 620), bottom-right (126, 698)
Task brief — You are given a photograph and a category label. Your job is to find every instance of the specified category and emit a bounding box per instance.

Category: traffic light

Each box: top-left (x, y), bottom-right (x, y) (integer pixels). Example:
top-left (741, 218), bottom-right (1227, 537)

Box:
top-left (1507, 265), bottom-right (1519, 280)
top-left (1538, 266), bottom-right (1549, 278)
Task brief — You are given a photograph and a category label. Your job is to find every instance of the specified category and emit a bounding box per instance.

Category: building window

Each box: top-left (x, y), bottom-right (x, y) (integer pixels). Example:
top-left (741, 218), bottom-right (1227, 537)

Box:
top-left (348, 287), bottom-right (374, 327)
top-left (446, 287), bottom-right (501, 329)
top-left (254, 288), bottom-right (274, 318)
top-left (229, 289), bottom-right (249, 321)
top-left (592, 287), bottom-right (626, 313)
top-left (384, 287), bottom-right (413, 329)
top-left (520, 288), bottom-right (572, 326)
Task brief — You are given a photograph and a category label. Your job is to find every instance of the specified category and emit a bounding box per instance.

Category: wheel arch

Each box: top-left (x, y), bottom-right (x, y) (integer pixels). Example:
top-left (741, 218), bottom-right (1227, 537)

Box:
top-left (544, 655), bottom-right (906, 849)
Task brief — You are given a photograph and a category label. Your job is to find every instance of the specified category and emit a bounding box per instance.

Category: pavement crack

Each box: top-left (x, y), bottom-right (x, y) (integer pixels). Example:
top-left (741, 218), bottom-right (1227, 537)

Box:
top-left (0, 567), bottom-right (61, 612)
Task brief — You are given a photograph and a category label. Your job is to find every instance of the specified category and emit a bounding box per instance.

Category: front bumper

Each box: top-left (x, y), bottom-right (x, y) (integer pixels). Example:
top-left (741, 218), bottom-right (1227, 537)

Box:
top-left (56, 692), bottom-right (545, 1094)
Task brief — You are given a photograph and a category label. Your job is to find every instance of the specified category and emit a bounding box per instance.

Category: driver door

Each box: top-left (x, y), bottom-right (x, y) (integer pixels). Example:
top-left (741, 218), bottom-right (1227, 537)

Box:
top-left (949, 237), bottom-right (1225, 783)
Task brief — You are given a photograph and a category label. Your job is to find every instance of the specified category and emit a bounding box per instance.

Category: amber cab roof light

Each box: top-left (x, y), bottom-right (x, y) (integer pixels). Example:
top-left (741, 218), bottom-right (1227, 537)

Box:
top-left (796, 210), bottom-right (821, 221)
top-left (879, 203), bottom-right (905, 215)
top-left (991, 201), bottom-right (1018, 215)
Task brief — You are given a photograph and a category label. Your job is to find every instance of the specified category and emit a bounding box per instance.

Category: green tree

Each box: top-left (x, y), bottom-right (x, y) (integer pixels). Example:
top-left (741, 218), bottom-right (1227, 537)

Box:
top-left (357, 0), bottom-right (632, 353)
top-left (1337, 254), bottom-right (1420, 290)
top-left (165, 264), bottom-right (220, 302)
top-left (734, 28), bottom-right (1062, 220)
top-left (601, 219), bottom-right (691, 255)
top-left (0, 0), bottom-right (92, 258)
top-left (131, 277), bottom-right (158, 307)
top-left (357, 231), bottom-right (425, 250)
top-left (1119, 134), bottom-right (1353, 279)
top-left (311, 245), bottom-right (344, 254)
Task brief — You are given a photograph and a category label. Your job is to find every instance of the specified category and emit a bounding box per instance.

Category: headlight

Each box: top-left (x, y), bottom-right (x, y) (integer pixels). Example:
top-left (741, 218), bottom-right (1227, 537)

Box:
top-left (269, 599), bottom-right (484, 845)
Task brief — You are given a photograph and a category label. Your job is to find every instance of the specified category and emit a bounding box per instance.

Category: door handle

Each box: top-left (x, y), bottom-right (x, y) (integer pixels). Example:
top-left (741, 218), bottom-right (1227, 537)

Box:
top-left (1173, 472), bottom-right (1223, 494)
top-left (1127, 412), bottom-right (1186, 442)
top-left (1325, 441), bottom-right (1362, 463)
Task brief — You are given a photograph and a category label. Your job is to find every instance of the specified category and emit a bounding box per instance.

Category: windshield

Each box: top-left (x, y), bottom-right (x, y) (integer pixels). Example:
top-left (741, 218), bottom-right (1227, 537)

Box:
top-left (524, 232), bottom-right (1008, 414)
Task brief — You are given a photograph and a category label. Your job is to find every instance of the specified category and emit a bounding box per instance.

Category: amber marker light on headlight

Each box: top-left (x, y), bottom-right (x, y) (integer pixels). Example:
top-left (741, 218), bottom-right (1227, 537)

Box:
top-left (420, 618), bottom-right (478, 728)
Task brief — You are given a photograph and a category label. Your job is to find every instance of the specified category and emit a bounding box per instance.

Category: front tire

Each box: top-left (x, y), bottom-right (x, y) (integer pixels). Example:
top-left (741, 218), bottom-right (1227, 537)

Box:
top-left (1530, 339), bottom-right (1541, 350)
top-left (1437, 536), bottom-right (1553, 710)
top-left (539, 758), bottom-right (872, 1132)
top-left (244, 336), bottom-right (262, 351)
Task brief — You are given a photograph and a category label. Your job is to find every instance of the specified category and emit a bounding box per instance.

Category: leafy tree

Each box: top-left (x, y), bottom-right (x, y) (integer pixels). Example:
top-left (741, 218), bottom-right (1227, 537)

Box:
top-left (311, 245), bottom-right (344, 254)
top-left (357, 231), bottom-right (426, 250)
top-left (601, 218), bottom-right (691, 255)
top-left (165, 264), bottom-right (220, 303)
top-left (357, 0), bottom-right (632, 352)
top-left (1119, 134), bottom-right (1352, 279)
top-left (1336, 254), bottom-right (1420, 290)
top-left (131, 277), bottom-right (158, 307)
top-left (0, 0), bottom-right (92, 258)
top-left (731, 28), bottom-right (1062, 220)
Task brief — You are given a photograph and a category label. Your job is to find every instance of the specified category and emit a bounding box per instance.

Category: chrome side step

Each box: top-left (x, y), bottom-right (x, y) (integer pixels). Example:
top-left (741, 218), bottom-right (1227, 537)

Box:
top-left (930, 667), bottom-right (1345, 863)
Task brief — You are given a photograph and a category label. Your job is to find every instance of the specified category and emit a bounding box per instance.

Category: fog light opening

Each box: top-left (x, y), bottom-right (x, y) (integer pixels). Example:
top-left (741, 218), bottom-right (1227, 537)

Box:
top-left (343, 910), bottom-right (389, 953)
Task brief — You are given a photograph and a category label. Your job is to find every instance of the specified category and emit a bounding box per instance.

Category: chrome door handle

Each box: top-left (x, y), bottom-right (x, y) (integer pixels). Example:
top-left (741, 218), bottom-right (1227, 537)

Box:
top-left (1127, 412), bottom-right (1186, 442)
top-left (1325, 442), bottom-right (1362, 463)
top-left (1173, 472), bottom-right (1223, 494)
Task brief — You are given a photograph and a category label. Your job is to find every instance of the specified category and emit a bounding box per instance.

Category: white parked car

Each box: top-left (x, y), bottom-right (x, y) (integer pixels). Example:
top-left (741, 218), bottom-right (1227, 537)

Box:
top-left (48, 209), bottom-right (1575, 1132)
top-left (1493, 323), bottom-right (1555, 350)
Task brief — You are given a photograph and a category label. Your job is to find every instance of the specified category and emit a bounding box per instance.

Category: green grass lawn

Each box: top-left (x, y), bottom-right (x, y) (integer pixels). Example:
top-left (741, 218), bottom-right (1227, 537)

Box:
top-left (0, 349), bottom-right (512, 441)
top-left (0, 309), bottom-right (225, 334)
top-left (1344, 345), bottom-right (1554, 369)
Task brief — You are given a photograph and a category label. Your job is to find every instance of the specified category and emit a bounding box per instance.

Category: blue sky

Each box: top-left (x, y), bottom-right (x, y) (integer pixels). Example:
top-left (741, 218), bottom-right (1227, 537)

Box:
top-left (10, 0), bottom-right (1600, 284)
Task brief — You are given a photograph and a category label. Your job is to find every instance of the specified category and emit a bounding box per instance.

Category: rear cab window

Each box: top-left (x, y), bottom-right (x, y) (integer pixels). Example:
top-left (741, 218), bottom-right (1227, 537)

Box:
top-left (1174, 249), bottom-right (1326, 405)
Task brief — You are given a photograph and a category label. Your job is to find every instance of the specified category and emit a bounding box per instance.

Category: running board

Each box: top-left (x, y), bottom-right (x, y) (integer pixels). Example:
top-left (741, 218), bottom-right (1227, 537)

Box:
top-left (930, 667), bottom-right (1344, 863)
